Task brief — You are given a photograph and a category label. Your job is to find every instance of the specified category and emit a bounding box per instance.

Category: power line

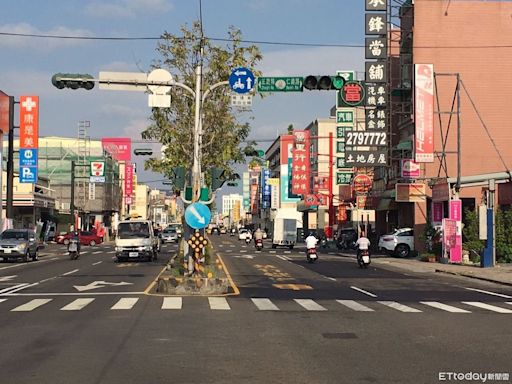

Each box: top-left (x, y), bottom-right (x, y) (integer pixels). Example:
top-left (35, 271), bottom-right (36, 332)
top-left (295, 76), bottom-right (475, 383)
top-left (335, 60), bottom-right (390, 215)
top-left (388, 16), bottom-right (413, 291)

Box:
top-left (2, 30), bottom-right (512, 49)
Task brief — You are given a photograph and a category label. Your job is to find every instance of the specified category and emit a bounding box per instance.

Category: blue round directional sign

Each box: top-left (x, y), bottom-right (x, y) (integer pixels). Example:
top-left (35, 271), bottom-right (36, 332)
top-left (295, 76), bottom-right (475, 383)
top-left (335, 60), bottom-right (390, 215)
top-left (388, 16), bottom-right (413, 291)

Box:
top-left (184, 203), bottom-right (212, 229)
top-left (229, 67), bottom-right (255, 94)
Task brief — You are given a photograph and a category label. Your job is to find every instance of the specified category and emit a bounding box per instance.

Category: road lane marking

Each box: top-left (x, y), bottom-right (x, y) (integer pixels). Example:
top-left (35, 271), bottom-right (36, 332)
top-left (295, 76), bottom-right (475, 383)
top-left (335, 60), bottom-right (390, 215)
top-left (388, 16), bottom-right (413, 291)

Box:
top-left (462, 302), bottom-right (512, 314)
top-left (107, 251), bottom-right (116, 254)
top-left (111, 298), bottom-right (139, 310)
top-left (378, 301), bottom-right (422, 313)
top-left (336, 300), bottom-right (374, 312)
top-left (0, 283), bottom-right (29, 294)
top-left (294, 299), bottom-right (327, 311)
top-left (0, 259), bottom-right (49, 271)
top-left (269, 251), bottom-right (276, 254)
top-left (62, 269), bottom-right (79, 276)
top-left (92, 251), bottom-right (102, 254)
top-left (324, 276), bottom-right (336, 281)
top-left (11, 298), bottom-right (52, 312)
top-left (60, 298), bottom-right (95, 311)
top-left (420, 301), bottom-right (470, 313)
top-left (5, 292), bottom-right (145, 296)
top-left (49, 257), bottom-right (59, 260)
top-left (208, 297), bottom-right (230, 310)
top-left (0, 298), bottom-right (7, 304)
top-left (465, 288), bottom-right (512, 299)
top-left (92, 261), bottom-right (103, 266)
top-left (350, 286), bottom-right (377, 298)
top-left (251, 298), bottom-right (279, 311)
top-left (162, 297), bottom-right (182, 309)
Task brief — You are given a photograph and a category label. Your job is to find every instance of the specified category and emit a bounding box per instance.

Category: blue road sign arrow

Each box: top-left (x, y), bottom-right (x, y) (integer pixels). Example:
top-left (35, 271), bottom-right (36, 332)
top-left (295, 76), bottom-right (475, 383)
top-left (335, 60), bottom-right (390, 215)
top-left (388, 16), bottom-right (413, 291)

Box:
top-left (185, 203), bottom-right (211, 229)
top-left (229, 67), bottom-right (255, 94)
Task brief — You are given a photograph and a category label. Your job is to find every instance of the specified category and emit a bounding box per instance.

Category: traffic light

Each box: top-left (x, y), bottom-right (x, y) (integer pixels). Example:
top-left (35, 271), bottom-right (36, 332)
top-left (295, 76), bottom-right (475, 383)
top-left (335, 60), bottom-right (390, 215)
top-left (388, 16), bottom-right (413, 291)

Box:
top-left (170, 167), bottom-right (185, 190)
top-left (244, 148), bottom-right (265, 158)
top-left (211, 168), bottom-right (226, 190)
top-left (134, 148), bottom-right (153, 156)
top-left (51, 73), bottom-right (95, 90)
top-left (303, 75), bottom-right (345, 91)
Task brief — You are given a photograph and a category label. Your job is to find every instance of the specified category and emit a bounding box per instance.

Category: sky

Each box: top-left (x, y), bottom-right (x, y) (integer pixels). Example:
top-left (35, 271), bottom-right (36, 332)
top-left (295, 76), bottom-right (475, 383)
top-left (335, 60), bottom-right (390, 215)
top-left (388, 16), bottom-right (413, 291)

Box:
top-left (0, 0), bottom-right (367, 195)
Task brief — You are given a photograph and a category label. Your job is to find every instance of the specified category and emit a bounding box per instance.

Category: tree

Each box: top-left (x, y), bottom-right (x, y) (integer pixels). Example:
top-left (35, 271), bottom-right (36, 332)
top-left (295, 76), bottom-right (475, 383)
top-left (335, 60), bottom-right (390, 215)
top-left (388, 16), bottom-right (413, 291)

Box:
top-left (141, 22), bottom-right (263, 185)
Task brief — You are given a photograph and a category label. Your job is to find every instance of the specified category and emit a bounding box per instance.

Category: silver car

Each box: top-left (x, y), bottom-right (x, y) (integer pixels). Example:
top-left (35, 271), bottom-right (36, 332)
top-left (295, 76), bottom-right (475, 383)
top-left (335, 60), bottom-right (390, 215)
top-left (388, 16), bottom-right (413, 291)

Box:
top-left (0, 229), bottom-right (39, 262)
top-left (161, 228), bottom-right (178, 243)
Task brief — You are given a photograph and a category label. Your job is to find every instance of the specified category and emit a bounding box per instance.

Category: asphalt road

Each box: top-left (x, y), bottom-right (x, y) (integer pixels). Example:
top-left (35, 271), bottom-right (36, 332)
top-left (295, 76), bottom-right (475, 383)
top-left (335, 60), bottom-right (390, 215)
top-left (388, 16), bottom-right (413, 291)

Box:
top-left (0, 237), bottom-right (511, 384)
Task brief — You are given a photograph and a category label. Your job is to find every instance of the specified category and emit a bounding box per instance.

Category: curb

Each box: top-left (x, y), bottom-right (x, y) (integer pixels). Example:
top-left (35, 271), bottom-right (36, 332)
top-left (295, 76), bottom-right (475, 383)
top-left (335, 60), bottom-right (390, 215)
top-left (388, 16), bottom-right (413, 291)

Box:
top-left (435, 269), bottom-right (512, 287)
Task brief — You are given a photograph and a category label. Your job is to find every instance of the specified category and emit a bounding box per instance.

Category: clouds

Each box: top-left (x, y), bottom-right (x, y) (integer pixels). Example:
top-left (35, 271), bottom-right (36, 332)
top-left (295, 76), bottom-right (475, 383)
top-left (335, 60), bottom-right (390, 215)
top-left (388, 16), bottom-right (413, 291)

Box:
top-left (85, 0), bottom-right (173, 19)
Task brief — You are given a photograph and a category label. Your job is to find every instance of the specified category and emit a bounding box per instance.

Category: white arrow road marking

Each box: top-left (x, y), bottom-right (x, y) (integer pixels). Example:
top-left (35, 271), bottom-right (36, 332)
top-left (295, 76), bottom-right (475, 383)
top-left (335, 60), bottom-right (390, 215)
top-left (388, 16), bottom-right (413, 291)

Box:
top-left (11, 298), bottom-right (52, 312)
top-left (465, 287), bottom-right (512, 299)
top-left (337, 300), bottom-right (374, 312)
top-left (74, 281), bottom-right (133, 292)
top-left (0, 275), bottom-right (17, 282)
top-left (60, 298), bottom-right (95, 311)
top-left (189, 205), bottom-right (205, 224)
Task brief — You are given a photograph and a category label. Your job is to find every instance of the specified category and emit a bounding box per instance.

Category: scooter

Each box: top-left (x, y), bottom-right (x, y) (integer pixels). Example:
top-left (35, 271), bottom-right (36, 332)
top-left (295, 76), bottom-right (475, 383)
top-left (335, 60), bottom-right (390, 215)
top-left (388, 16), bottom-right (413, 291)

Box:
top-left (68, 238), bottom-right (80, 260)
top-left (357, 249), bottom-right (371, 268)
top-left (306, 247), bottom-right (318, 263)
top-left (245, 236), bottom-right (252, 245)
top-left (255, 238), bottom-right (263, 251)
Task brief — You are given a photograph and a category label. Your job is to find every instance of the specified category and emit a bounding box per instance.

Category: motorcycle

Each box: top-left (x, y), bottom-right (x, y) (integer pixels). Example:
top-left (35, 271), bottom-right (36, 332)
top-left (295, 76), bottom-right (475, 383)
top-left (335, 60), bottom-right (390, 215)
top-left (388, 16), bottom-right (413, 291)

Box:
top-left (245, 236), bottom-right (252, 245)
top-left (68, 238), bottom-right (80, 260)
top-left (306, 247), bottom-right (318, 263)
top-left (357, 249), bottom-right (371, 268)
top-left (230, 229), bottom-right (236, 237)
top-left (255, 238), bottom-right (263, 251)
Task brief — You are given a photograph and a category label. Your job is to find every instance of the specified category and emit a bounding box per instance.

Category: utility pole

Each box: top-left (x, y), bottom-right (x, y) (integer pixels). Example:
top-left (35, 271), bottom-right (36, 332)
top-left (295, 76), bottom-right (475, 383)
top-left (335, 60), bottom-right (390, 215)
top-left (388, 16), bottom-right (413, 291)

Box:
top-left (70, 160), bottom-right (75, 227)
top-left (6, 96), bottom-right (15, 221)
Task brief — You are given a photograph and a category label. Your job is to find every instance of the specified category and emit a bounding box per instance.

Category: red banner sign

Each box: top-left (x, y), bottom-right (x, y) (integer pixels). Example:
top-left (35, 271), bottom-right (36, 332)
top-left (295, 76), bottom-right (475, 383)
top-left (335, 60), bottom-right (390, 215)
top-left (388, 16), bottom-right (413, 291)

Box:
top-left (124, 163), bottom-right (134, 204)
top-left (102, 137), bottom-right (132, 161)
top-left (414, 64), bottom-right (434, 163)
top-left (0, 91), bottom-right (10, 134)
top-left (20, 96), bottom-right (39, 149)
top-left (291, 130), bottom-right (310, 195)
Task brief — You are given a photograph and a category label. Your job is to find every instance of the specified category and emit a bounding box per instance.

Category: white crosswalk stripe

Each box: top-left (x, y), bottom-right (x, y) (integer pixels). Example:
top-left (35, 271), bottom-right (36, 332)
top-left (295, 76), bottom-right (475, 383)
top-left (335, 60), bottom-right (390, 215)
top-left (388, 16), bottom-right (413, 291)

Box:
top-left (11, 299), bottom-right (52, 312)
top-left (60, 298), bottom-right (95, 311)
top-left (462, 302), bottom-right (512, 314)
top-left (2, 297), bottom-right (512, 314)
top-left (251, 298), bottom-right (279, 311)
top-left (162, 297), bottom-right (182, 309)
top-left (420, 301), bottom-right (470, 313)
top-left (111, 298), bottom-right (139, 310)
top-left (337, 300), bottom-right (374, 312)
top-left (378, 301), bottom-right (422, 313)
top-left (208, 297), bottom-right (230, 310)
top-left (294, 299), bottom-right (327, 311)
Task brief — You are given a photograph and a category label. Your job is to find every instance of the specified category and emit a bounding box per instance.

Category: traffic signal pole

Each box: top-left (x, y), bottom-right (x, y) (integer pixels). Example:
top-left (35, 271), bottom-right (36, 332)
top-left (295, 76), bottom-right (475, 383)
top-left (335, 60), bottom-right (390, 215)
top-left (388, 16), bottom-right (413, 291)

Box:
top-left (6, 96), bottom-right (15, 221)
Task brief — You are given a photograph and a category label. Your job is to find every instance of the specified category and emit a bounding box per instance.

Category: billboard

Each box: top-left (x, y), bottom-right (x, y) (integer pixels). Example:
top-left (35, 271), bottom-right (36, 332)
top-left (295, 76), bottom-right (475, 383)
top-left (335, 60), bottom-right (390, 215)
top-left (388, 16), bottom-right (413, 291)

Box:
top-left (102, 137), bottom-right (132, 161)
top-left (19, 96), bottom-right (39, 184)
top-left (414, 64), bottom-right (434, 162)
top-left (0, 91), bottom-right (10, 134)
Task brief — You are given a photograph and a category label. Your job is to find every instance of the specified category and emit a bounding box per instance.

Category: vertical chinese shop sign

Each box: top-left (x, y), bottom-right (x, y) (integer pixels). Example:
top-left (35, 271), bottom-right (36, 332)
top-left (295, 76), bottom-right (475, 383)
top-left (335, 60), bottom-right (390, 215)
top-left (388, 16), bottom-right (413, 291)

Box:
top-left (291, 130), bottom-right (310, 195)
top-left (414, 64), bottom-right (434, 163)
top-left (124, 163), bottom-right (134, 205)
top-left (19, 96), bottom-right (39, 183)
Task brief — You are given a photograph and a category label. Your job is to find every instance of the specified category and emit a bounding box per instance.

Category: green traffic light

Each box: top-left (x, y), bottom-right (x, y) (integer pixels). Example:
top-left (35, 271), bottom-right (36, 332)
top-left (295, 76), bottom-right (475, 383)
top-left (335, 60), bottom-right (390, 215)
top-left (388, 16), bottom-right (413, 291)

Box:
top-left (331, 75), bottom-right (345, 90)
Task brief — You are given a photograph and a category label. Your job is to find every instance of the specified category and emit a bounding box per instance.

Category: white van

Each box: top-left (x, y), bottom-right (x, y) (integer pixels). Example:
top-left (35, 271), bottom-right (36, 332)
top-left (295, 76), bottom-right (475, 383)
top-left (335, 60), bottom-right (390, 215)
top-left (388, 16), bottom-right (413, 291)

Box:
top-left (115, 219), bottom-right (159, 262)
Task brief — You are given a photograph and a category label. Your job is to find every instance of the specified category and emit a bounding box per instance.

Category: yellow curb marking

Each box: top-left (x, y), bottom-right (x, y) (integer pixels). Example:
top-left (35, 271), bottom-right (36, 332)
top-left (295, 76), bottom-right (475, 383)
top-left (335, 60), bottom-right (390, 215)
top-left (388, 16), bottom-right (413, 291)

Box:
top-left (273, 284), bottom-right (313, 291)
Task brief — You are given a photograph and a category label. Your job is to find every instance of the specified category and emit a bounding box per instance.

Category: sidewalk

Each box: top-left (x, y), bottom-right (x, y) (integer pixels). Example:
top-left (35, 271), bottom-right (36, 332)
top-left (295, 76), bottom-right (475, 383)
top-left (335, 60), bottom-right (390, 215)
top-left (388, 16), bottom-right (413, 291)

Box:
top-left (370, 255), bottom-right (512, 286)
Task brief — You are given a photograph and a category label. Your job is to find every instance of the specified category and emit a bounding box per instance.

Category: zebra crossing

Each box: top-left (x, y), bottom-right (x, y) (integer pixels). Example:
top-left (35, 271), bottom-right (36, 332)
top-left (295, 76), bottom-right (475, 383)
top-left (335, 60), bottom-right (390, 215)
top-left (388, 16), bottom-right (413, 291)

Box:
top-left (1, 296), bottom-right (512, 314)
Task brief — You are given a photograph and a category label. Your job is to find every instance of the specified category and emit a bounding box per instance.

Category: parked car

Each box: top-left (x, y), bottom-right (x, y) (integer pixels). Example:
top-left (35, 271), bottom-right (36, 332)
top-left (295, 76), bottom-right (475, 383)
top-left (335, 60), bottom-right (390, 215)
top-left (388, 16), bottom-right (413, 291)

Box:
top-left (161, 227), bottom-right (178, 243)
top-left (378, 228), bottom-right (414, 257)
top-left (238, 228), bottom-right (251, 241)
top-left (56, 231), bottom-right (103, 246)
top-left (0, 229), bottom-right (39, 262)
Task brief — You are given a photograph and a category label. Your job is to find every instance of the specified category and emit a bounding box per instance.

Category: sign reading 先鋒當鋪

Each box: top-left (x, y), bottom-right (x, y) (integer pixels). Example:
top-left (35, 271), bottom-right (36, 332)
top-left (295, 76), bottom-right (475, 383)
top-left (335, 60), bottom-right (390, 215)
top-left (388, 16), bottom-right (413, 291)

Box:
top-left (19, 96), bottom-right (39, 183)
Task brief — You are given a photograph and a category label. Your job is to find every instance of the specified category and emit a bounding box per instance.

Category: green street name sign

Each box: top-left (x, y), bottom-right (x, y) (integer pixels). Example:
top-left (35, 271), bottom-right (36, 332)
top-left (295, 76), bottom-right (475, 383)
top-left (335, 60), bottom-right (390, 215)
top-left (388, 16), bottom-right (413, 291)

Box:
top-left (257, 77), bottom-right (304, 92)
